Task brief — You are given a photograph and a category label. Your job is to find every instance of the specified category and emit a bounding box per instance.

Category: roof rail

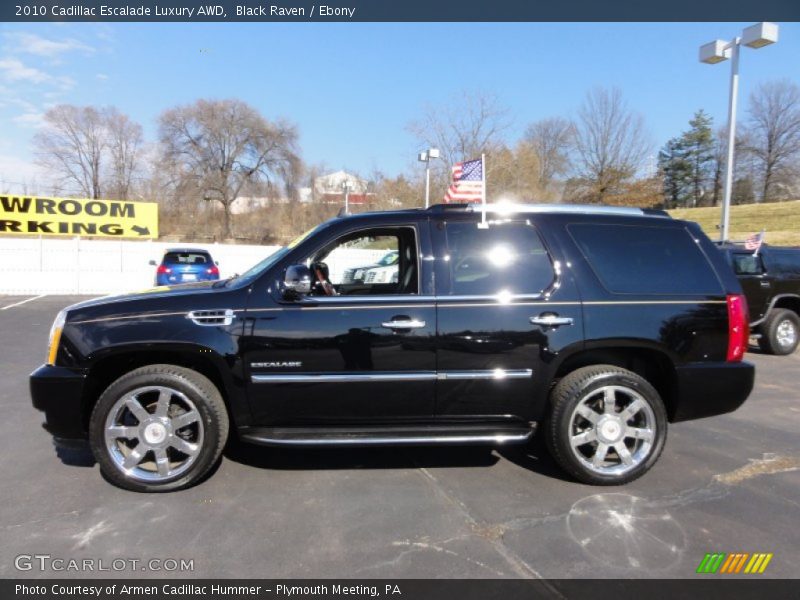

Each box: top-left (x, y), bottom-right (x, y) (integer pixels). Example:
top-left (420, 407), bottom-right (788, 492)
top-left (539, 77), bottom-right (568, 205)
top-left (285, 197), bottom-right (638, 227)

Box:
top-left (427, 203), bottom-right (671, 218)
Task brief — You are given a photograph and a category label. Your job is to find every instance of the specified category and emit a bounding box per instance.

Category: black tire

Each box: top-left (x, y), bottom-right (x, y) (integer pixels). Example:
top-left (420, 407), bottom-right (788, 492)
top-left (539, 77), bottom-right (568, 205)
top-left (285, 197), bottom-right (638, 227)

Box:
top-left (89, 364), bottom-right (228, 492)
top-left (758, 309), bottom-right (800, 356)
top-left (545, 365), bottom-right (667, 486)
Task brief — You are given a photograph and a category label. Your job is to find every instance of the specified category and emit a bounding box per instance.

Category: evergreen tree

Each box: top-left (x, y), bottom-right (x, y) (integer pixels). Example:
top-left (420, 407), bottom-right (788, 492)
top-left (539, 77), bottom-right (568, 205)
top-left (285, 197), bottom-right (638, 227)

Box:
top-left (658, 137), bottom-right (690, 208)
top-left (680, 110), bottom-right (715, 207)
top-left (658, 110), bottom-right (717, 208)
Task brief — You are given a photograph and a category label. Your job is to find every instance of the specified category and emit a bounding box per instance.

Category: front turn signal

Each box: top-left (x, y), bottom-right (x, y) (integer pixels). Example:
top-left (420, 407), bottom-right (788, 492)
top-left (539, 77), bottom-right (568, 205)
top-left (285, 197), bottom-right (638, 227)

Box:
top-left (47, 310), bottom-right (67, 366)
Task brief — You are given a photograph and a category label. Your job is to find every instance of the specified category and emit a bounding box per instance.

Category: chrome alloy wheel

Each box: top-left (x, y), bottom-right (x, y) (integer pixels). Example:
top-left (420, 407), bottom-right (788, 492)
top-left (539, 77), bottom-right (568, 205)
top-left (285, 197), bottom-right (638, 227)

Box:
top-left (568, 385), bottom-right (656, 476)
top-left (104, 386), bottom-right (204, 482)
top-left (776, 319), bottom-right (798, 349)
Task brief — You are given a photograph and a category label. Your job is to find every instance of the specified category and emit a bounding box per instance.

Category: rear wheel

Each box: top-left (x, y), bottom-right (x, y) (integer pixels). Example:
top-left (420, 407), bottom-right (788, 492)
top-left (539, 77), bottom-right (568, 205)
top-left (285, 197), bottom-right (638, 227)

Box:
top-left (89, 365), bottom-right (228, 492)
top-left (758, 309), bottom-right (799, 355)
top-left (546, 365), bottom-right (667, 485)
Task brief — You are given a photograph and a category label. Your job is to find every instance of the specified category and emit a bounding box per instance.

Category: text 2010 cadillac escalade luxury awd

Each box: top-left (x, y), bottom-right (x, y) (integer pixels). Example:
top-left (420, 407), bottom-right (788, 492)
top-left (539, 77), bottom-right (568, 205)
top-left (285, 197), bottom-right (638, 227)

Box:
top-left (31, 203), bottom-right (755, 491)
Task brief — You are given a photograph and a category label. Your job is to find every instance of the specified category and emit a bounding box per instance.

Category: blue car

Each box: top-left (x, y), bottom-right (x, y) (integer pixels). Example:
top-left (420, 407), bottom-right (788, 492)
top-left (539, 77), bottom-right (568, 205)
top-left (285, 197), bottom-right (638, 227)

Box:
top-left (151, 248), bottom-right (220, 286)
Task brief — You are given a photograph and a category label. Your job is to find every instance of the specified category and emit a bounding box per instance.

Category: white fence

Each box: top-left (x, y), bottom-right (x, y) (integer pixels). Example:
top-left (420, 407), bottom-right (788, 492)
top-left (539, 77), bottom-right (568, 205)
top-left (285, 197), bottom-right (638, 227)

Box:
top-left (0, 237), bottom-right (388, 295)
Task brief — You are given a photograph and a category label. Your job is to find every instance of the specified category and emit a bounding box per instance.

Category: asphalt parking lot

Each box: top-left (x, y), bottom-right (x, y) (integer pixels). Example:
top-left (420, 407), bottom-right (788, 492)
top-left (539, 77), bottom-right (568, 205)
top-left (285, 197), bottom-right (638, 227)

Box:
top-left (1, 294), bottom-right (798, 580)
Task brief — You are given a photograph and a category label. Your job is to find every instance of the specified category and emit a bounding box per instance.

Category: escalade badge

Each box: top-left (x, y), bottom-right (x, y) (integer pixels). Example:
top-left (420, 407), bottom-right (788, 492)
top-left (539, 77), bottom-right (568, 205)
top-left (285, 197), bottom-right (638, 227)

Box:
top-left (251, 361), bottom-right (302, 368)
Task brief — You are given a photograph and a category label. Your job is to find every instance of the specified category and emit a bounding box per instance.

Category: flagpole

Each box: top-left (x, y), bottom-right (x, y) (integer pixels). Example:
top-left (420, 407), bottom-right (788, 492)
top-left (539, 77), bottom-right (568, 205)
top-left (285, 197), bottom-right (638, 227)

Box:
top-left (753, 229), bottom-right (765, 257)
top-left (478, 153), bottom-right (488, 229)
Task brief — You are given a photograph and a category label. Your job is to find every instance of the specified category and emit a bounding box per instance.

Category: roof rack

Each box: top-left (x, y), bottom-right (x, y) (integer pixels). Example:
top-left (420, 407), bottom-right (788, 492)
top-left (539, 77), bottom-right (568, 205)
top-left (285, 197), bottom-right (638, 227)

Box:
top-left (426, 203), bottom-right (671, 218)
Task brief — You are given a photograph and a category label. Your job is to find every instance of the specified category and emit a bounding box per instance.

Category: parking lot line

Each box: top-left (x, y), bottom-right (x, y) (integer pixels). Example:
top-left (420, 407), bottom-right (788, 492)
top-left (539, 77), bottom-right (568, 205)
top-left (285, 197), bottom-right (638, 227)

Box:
top-left (1, 294), bottom-right (47, 310)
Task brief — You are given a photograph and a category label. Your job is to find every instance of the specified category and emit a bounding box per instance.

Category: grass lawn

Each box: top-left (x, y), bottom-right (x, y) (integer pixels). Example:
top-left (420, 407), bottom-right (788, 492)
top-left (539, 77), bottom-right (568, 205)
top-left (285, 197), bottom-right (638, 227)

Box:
top-left (669, 200), bottom-right (800, 246)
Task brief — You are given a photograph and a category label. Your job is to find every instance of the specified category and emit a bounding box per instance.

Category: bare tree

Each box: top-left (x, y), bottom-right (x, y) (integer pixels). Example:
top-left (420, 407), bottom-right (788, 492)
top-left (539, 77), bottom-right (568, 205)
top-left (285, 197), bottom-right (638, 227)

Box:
top-left (407, 91), bottom-right (511, 191)
top-left (105, 108), bottom-right (143, 200)
top-left (158, 99), bottom-right (301, 239)
top-left (522, 117), bottom-right (574, 197)
top-left (34, 105), bottom-right (107, 198)
top-left (572, 87), bottom-right (651, 203)
top-left (745, 80), bottom-right (800, 202)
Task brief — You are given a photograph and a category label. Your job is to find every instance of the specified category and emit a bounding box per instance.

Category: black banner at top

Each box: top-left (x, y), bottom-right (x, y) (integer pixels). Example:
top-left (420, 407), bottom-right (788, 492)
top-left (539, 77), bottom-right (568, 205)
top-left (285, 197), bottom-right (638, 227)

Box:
top-left (3, 0), bottom-right (800, 22)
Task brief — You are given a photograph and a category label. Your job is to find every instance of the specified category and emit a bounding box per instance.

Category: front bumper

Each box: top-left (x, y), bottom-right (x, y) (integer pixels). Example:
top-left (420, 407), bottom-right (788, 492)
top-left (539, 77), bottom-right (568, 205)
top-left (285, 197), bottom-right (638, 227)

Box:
top-left (671, 361), bottom-right (755, 422)
top-left (30, 364), bottom-right (88, 441)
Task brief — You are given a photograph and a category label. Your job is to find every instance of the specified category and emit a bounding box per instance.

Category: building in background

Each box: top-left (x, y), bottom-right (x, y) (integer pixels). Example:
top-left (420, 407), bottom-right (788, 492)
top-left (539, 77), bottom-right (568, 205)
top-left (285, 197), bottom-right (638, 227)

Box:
top-left (231, 170), bottom-right (374, 214)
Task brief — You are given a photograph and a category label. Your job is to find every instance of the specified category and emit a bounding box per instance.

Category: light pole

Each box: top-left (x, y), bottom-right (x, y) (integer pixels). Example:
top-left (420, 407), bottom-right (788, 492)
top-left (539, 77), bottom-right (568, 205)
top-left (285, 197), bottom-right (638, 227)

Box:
top-left (700, 22), bottom-right (778, 242)
top-left (417, 148), bottom-right (440, 208)
top-left (342, 180), bottom-right (353, 213)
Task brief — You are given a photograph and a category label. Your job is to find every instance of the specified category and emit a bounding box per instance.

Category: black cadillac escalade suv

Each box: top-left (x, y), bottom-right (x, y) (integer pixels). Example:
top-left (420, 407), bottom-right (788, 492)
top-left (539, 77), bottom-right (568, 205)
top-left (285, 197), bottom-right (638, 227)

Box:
top-left (31, 204), bottom-right (755, 492)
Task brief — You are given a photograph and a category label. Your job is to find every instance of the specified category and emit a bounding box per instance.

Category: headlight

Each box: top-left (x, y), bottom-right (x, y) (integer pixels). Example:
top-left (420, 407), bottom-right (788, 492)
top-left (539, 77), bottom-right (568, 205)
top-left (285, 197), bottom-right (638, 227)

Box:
top-left (47, 310), bottom-right (67, 365)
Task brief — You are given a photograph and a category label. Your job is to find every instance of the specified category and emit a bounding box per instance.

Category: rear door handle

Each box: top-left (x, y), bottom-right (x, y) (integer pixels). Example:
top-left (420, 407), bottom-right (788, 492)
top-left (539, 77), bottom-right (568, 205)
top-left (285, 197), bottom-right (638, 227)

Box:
top-left (381, 319), bottom-right (426, 330)
top-left (530, 314), bottom-right (574, 327)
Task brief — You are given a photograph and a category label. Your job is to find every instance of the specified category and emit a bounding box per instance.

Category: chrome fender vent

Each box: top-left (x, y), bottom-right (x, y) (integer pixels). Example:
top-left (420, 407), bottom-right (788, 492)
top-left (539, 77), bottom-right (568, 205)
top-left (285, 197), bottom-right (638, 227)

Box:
top-left (186, 309), bottom-right (235, 326)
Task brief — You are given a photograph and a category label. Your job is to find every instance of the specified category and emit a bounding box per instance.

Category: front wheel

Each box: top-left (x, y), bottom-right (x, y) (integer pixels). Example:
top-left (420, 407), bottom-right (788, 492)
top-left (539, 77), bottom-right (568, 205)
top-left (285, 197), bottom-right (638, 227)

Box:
top-left (546, 365), bottom-right (667, 485)
top-left (89, 365), bottom-right (229, 492)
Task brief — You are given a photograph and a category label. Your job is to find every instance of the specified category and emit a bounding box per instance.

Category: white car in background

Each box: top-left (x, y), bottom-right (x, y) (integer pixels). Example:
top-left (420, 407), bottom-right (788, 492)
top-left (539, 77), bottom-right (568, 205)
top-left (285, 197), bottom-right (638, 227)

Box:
top-left (342, 250), bottom-right (399, 284)
top-left (363, 252), bottom-right (400, 284)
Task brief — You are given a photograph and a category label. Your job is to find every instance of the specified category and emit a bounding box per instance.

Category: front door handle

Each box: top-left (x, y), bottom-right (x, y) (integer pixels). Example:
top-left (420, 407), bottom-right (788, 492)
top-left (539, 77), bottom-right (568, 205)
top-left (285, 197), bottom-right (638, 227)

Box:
top-left (760, 281), bottom-right (771, 288)
top-left (381, 319), bottom-right (426, 330)
top-left (530, 314), bottom-right (574, 327)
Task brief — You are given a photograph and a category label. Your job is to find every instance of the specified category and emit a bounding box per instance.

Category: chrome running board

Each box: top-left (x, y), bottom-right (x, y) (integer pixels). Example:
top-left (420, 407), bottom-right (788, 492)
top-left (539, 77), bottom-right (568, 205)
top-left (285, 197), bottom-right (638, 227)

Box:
top-left (238, 424), bottom-right (534, 447)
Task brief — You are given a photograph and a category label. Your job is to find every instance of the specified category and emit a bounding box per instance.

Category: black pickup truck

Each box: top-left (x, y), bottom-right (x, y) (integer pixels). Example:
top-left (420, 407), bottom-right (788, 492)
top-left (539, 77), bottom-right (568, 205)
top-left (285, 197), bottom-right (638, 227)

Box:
top-left (31, 204), bottom-right (755, 492)
top-left (720, 243), bottom-right (800, 355)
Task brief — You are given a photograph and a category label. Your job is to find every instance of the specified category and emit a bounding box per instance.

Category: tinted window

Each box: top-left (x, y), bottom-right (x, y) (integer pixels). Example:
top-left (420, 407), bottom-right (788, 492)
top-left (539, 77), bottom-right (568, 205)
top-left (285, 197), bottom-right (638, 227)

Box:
top-left (767, 249), bottom-right (800, 276)
top-left (444, 221), bottom-right (554, 296)
top-left (164, 252), bottom-right (210, 265)
top-left (732, 253), bottom-right (764, 275)
top-left (568, 224), bottom-right (721, 295)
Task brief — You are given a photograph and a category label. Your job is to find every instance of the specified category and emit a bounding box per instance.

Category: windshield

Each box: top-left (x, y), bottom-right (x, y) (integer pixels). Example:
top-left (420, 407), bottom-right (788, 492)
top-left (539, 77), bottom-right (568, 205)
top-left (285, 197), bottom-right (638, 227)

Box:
top-left (228, 246), bottom-right (291, 286)
top-left (227, 223), bottom-right (327, 287)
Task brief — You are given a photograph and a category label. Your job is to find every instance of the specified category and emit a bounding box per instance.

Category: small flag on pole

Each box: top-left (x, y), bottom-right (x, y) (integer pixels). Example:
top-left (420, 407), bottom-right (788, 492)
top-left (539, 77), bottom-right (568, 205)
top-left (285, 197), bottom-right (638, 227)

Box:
top-left (443, 157), bottom-right (484, 203)
top-left (744, 230), bottom-right (765, 255)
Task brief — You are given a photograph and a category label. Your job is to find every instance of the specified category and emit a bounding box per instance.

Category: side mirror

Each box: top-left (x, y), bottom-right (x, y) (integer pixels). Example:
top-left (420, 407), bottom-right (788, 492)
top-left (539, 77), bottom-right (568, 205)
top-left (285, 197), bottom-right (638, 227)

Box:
top-left (283, 264), bottom-right (312, 296)
top-left (148, 259), bottom-right (157, 266)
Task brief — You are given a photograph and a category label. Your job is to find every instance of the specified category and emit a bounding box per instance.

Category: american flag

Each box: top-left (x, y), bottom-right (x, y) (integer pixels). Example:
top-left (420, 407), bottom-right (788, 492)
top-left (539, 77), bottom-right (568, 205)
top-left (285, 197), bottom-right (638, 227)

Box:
top-left (443, 158), bottom-right (484, 203)
top-left (744, 230), bottom-right (765, 252)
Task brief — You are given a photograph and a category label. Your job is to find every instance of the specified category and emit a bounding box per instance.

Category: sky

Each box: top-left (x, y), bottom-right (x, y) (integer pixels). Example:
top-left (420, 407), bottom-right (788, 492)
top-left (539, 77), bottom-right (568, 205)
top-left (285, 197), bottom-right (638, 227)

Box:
top-left (0, 21), bottom-right (798, 192)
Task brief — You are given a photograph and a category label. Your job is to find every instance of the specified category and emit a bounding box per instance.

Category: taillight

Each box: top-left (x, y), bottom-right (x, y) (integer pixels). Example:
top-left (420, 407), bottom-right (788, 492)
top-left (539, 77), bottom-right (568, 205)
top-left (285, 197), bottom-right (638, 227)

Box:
top-left (207, 265), bottom-right (219, 276)
top-left (156, 265), bottom-right (171, 274)
top-left (726, 294), bottom-right (749, 362)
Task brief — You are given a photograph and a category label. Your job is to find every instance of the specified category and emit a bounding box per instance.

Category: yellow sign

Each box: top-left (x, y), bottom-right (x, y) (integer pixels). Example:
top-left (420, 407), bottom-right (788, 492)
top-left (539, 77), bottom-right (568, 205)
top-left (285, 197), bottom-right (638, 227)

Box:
top-left (0, 194), bottom-right (159, 239)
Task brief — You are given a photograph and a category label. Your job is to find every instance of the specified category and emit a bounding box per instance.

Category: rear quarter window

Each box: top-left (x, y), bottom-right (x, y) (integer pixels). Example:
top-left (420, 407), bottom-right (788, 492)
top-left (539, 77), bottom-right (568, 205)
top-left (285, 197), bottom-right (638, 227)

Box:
top-left (568, 223), bottom-right (722, 295)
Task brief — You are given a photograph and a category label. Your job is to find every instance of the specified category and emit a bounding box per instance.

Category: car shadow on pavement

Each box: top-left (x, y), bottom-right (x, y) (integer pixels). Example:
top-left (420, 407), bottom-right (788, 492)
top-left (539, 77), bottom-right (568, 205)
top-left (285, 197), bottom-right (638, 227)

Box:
top-left (496, 437), bottom-right (575, 483)
top-left (54, 442), bottom-right (96, 467)
top-left (224, 435), bottom-right (573, 482)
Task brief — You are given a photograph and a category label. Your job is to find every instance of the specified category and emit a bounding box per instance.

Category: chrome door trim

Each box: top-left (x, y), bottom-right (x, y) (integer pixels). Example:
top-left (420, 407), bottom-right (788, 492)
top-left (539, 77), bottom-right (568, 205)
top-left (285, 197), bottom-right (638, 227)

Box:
top-left (251, 368), bottom-right (533, 384)
top-left (251, 372), bottom-right (437, 383)
top-left (437, 369), bottom-right (533, 380)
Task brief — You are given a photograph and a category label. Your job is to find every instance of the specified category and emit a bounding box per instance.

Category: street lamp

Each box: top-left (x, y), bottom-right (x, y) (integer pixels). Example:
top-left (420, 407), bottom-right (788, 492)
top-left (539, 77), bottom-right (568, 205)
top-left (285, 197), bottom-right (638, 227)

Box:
top-left (342, 179), bottom-right (353, 214)
top-left (700, 22), bottom-right (778, 242)
top-left (417, 148), bottom-right (440, 208)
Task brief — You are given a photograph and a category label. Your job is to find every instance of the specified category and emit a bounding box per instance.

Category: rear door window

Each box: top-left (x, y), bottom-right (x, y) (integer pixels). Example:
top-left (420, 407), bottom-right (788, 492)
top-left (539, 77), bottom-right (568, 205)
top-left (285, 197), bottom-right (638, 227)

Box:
top-left (568, 223), bottom-right (722, 295)
top-left (444, 221), bottom-right (555, 296)
top-left (732, 253), bottom-right (765, 275)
